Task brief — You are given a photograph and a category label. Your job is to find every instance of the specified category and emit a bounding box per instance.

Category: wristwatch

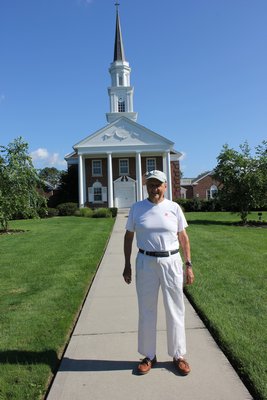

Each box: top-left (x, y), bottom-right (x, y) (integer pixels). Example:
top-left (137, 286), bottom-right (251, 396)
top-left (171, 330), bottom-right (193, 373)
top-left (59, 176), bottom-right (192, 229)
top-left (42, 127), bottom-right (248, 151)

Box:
top-left (185, 261), bottom-right (192, 267)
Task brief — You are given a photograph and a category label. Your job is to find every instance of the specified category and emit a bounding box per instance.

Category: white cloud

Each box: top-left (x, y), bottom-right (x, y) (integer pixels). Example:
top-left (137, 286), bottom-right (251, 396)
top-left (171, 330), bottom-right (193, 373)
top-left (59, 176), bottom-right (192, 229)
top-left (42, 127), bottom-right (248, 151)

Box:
top-left (78, 0), bottom-right (93, 6)
top-left (31, 148), bottom-right (66, 169)
top-left (31, 148), bottom-right (49, 160)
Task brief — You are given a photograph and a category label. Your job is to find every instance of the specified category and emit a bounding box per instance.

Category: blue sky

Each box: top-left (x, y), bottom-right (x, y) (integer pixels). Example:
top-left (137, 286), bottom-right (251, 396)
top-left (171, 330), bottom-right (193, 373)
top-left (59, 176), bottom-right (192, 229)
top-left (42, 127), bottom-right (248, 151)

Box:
top-left (1, 0), bottom-right (266, 177)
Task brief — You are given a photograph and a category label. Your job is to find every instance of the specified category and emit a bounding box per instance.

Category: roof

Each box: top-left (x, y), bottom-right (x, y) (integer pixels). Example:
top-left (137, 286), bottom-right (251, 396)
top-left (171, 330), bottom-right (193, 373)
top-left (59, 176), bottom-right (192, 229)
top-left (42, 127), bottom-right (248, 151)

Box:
top-left (73, 116), bottom-right (175, 150)
top-left (181, 171), bottom-right (214, 186)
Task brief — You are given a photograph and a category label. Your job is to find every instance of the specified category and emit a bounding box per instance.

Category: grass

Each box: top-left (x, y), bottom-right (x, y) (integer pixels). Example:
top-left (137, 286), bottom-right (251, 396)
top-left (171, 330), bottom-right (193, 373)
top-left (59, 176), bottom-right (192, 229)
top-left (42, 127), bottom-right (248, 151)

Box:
top-left (0, 212), bottom-right (266, 399)
top-left (0, 216), bottom-right (114, 400)
top-left (185, 212), bottom-right (267, 400)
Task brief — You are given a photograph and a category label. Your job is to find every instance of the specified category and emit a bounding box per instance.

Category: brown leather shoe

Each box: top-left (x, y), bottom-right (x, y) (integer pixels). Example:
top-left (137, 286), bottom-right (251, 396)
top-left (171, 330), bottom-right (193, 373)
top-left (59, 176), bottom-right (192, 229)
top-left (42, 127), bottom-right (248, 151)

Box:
top-left (173, 357), bottom-right (191, 375)
top-left (137, 356), bottom-right (157, 375)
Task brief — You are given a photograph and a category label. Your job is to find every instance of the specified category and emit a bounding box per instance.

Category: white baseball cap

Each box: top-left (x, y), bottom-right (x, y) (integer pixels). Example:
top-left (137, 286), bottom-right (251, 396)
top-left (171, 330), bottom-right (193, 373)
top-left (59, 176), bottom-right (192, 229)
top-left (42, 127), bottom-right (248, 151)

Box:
top-left (145, 170), bottom-right (167, 183)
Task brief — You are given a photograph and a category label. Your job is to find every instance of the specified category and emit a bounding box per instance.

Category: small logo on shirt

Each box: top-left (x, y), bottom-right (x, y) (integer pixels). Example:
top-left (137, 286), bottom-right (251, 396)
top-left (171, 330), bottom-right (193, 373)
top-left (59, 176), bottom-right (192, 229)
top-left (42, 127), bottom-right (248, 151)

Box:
top-left (165, 213), bottom-right (169, 217)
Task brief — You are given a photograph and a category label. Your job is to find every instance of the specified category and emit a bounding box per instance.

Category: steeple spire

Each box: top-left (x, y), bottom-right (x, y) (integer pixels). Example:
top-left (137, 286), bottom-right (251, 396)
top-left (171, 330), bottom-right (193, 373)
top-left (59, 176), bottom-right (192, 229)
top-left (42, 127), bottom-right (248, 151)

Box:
top-left (106, 4), bottom-right (138, 123)
top-left (113, 3), bottom-right (125, 62)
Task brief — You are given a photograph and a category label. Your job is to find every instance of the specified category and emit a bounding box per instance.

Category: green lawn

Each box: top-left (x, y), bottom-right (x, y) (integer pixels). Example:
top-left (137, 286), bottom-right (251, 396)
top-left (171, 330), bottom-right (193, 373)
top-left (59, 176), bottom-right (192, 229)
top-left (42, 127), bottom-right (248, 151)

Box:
top-left (0, 217), bottom-right (114, 400)
top-left (185, 212), bottom-right (267, 400)
top-left (0, 213), bottom-right (266, 400)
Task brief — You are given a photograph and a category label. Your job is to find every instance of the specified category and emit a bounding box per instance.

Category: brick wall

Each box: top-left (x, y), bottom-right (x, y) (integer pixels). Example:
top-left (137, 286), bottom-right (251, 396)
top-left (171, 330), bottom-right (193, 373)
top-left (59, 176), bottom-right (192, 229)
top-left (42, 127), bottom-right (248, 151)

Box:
top-left (85, 155), bottom-right (181, 205)
top-left (193, 175), bottom-right (220, 199)
top-left (171, 161), bottom-right (181, 199)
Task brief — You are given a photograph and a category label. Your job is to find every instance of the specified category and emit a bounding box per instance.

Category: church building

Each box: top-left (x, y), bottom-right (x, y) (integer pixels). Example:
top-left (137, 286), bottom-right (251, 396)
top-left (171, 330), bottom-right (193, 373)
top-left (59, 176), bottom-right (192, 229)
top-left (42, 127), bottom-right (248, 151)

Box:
top-left (65, 6), bottom-right (183, 209)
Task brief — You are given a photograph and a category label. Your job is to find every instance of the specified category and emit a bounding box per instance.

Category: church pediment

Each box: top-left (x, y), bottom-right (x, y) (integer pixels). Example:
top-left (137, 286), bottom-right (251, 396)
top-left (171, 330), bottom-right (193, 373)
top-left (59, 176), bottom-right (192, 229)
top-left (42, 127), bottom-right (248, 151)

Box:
top-left (102, 126), bottom-right (139, 142)
top-left (74, 117), bottom-right (174, 151)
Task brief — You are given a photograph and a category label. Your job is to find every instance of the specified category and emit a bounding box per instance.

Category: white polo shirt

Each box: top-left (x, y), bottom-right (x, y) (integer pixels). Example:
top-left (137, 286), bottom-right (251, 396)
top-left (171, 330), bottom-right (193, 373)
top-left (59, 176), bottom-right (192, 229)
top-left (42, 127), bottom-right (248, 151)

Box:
top-left (126, 198), bottom-right (188, 251)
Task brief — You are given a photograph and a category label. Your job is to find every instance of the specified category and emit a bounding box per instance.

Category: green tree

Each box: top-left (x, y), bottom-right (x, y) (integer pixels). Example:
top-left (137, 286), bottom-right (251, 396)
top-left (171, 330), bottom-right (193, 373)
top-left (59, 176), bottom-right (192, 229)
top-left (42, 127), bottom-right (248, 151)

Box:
top-left (47, 165), bottom-right (78, 207)
top-left (38, 167), bottom-right (63, 188)
top-left (0, 137), bottom-right (46, 231)
top-left (214, 141), bottom-right (267, 223)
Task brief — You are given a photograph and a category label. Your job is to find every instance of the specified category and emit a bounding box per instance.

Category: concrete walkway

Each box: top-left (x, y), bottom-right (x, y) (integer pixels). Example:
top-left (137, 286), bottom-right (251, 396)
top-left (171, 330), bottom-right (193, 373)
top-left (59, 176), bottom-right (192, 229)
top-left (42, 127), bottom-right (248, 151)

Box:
top-left (46, 213), bottom-right (253, 400)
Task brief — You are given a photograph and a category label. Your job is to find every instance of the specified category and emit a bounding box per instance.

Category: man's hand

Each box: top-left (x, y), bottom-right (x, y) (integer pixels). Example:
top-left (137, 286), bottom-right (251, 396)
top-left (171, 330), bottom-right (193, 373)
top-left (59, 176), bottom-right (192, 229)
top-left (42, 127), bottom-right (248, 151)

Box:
top-left (185, 267), bottom-right (194, 285)
top-left (123, 266), bottom-right (132, 284)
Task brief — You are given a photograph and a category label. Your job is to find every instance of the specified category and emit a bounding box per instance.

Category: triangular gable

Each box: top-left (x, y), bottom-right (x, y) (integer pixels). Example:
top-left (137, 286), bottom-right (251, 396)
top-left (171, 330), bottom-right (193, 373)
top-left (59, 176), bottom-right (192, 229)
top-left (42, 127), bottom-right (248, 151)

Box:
top-left (193, 170), bottom-right (214, 184)
top-left (73, 117), bottom-right (174, 150)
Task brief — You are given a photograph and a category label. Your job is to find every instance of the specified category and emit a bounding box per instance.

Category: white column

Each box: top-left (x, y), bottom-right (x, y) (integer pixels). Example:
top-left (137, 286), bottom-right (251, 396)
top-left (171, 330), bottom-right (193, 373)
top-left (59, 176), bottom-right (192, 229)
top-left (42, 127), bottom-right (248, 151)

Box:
top-left (78, 154), bottom-right (85, 208)
top-left (107, 152), bottom-right (114, 207)
top-left (166, 151), bottom-right (172, 201)
top-left (136, 151), bottom-right (142, 201)
top-left (109, 94), bottom-right (112, 113)
top-left (128, 90), bottom-right (133, 111)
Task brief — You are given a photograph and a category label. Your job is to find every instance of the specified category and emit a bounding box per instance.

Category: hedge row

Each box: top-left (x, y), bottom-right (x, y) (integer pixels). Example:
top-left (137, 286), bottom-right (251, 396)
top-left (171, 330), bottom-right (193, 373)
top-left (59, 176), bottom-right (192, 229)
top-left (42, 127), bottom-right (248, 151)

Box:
top-left (175, 198), bottom-right (267, 212)
top-left (46, 203), bottom-right (118, 218)
top-left (175, 198), bottom-right (222, 212)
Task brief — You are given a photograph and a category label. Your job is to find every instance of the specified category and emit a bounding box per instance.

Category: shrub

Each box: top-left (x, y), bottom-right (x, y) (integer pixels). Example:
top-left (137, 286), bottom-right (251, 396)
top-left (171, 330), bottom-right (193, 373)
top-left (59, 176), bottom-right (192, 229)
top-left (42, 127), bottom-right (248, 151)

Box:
top-left (109, 207), bottom-right (118, 218)
top-left (175, 198), bottom-right (222, 212)
top-left (57, 202), bottom-right (78, 216)
top-left (38, 207), bottom-right (48, 218)
top-left (175, 199), bottom-right (195, 212)
top-left (92, 208), bottom-right (112, 218)
top-left (79, 208), bottom-right (94, 218)
top-left (47, 208), bottom-right (59, 217)
top-left (200, 199), bottom-right (221, 212)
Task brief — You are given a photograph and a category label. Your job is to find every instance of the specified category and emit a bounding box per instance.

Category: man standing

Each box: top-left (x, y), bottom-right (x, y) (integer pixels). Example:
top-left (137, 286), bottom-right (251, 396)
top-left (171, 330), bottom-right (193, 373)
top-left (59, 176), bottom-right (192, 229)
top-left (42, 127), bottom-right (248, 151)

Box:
top-left (123, 170), bottom-right (194, 375)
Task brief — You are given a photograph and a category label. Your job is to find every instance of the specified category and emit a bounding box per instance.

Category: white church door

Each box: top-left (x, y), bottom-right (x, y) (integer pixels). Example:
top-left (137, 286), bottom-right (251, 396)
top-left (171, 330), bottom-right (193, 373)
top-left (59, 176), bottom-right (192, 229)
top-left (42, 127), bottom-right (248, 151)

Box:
top-left (114, 176), bottom-right (136, 208)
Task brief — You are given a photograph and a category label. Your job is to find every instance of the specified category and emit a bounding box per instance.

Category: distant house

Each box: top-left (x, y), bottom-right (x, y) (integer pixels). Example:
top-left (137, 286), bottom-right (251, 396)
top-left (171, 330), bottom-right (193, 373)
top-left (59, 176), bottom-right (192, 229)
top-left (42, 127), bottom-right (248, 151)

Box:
top-left (65, 7), bottom-right (182, 209)
top-left (180, 171), bottom-right (220, 200)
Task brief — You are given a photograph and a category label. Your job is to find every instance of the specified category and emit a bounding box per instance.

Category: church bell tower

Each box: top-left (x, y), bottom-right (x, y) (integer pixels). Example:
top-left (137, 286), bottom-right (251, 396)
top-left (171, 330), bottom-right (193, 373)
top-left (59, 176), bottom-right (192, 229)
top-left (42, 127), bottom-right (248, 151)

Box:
top-left (106, 3), bottom-right (138, 123)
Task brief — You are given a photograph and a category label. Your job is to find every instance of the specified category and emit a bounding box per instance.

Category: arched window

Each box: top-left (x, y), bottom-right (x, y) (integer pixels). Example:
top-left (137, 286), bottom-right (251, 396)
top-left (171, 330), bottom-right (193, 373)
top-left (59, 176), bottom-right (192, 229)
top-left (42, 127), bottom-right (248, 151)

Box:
top-left (207, 184), bottom-right (218, 199)
top-left (93, 181), bottom-right (102, 202)
top-left (210, 185), bottom-right (218, 198)
top-left (88, 181), bottom-right (107, 204)
top-left (118, 98), bottom-right (125, 112)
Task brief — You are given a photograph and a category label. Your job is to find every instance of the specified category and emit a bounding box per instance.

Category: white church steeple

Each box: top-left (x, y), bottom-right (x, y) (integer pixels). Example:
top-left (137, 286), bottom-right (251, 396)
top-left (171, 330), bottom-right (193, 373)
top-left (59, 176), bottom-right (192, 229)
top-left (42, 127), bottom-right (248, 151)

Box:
top-left (106, 3), bottom-right (138, 123)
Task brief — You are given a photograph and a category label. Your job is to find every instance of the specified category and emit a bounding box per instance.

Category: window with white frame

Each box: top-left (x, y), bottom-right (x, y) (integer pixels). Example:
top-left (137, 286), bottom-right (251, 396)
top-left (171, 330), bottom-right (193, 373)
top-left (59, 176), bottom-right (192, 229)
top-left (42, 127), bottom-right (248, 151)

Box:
top-left (94, 187), bottom-right (102, 202)
top-left (146, 158), bottom-right (156, 172)
top-left (92, 160), bottom-right (102, 176)
top-left (119, 159), bottom-right (129, 175)
top-left (207, 185), bottom-right (218, 199)
top-left (88, 181), bottom-right (107, 203)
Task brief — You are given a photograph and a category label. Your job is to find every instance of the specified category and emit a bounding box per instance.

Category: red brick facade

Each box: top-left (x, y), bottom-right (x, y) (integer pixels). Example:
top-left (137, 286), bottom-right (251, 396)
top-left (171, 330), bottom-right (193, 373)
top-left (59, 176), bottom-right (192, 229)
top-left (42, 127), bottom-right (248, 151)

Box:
top-left (83, 155), bottom-right (180, 206)
top-left (171, 161), bottom-right (181, 200)
top-left (192, 175), bottom-right (220, 199)
top-left (181, 172), bottom-right (220, 200)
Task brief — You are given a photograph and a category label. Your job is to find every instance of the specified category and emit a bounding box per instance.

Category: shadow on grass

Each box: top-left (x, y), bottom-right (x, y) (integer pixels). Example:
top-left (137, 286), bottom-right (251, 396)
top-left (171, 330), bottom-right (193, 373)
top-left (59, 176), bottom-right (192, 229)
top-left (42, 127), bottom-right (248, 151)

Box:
top-left (187, 220), bottom-right (235, 226)
top-left (0, 350), bottom-right (59, 371)
top-left (188, 219), bottom-right (267, 227)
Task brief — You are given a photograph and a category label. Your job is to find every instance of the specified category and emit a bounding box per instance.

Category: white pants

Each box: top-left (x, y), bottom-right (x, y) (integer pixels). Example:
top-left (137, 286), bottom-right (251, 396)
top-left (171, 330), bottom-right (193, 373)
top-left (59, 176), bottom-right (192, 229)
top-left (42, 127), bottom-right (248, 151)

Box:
top-left (136, 251), bottom-right (186, 359)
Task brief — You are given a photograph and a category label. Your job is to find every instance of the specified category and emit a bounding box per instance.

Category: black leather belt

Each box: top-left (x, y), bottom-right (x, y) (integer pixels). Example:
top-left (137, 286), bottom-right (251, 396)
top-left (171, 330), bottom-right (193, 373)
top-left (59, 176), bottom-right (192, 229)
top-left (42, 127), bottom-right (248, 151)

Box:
top-left (139, 249), bottom-right (179, 257)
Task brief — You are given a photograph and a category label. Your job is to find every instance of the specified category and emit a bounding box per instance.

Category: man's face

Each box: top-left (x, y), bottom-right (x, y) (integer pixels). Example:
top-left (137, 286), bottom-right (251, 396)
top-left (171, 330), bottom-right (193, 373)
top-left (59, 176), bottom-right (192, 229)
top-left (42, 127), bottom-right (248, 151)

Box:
top-left (146, 178), bottom-right (167, 203)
